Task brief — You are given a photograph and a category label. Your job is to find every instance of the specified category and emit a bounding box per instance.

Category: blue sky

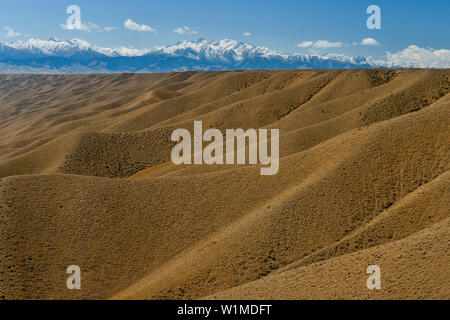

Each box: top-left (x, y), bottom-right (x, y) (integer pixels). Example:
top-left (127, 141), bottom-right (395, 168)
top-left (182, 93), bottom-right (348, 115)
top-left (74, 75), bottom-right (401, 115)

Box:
top-left (0, 0), bottom-right (449, 59)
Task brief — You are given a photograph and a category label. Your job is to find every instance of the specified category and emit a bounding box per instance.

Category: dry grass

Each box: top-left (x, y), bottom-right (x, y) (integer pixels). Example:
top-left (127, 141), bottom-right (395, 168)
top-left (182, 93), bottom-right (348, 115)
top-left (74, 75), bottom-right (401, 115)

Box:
top-left (0, 69), bottom-right (449, 300)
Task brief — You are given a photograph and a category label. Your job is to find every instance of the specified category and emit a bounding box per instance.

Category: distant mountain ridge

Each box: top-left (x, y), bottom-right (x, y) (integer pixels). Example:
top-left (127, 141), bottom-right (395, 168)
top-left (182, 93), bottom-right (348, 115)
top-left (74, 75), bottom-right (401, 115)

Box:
top-left (0, 38), bottom-right (376, 73)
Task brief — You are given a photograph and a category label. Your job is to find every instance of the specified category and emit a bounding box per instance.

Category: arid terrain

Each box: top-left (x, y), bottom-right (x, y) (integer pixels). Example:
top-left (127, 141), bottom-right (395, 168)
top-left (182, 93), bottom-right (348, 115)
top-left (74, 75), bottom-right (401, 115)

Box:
top-left (0, 69), bottom-right (449, 300)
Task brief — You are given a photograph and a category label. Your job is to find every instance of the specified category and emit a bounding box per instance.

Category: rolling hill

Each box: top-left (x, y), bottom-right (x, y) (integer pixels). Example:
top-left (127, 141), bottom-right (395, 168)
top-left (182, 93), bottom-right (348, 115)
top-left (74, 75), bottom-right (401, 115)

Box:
top-left (0, 69), bottom-right (449, 300)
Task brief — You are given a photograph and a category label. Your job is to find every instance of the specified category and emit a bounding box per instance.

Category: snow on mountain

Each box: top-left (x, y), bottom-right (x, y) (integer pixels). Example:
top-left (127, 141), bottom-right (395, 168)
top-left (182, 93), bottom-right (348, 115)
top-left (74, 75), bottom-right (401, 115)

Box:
top-left (0, 37), bottom-right (375, 73)
top-left (151, 39), bottom-right (291, 62)
top-left (0, 37), bottom-right (154, 58)
top-left (1, 38), bottom-right (101, 58)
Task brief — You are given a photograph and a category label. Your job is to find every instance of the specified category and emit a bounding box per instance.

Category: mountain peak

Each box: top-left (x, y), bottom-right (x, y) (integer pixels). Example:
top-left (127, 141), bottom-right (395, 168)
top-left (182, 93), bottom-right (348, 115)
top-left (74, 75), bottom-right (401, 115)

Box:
top-left (0, 37), bottom-right (375, 73)
top-left (47, 37), bottom-right (62, 42)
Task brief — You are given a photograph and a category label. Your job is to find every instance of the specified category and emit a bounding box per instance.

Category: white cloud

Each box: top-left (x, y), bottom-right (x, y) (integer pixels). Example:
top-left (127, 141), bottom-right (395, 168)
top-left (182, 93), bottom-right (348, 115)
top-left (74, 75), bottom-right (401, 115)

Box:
top-left (87, 23), bottom-right (102, 32)
top-left (60, 22), bottom-right (98, 32)
top-left (361, 38), bottom-right (380, 46)
top-left (173, 26), bottom-right (198, 35)
top-left (4, 27), bottom-right (21, 38)
top-left (242, 32), bottom-right (251, 37)
top-left (87, 23), bottom-right (117, 32)
top-left (124, 19), bottom-right (157, 33)
top-left (296, 40), bottom-right (343, 49)
top-left (314, 40), bottom-right (343, 48)
top-left (296, 41), bottom-right (314, 48)
top-left (385, 45), bottom-right (450, 68)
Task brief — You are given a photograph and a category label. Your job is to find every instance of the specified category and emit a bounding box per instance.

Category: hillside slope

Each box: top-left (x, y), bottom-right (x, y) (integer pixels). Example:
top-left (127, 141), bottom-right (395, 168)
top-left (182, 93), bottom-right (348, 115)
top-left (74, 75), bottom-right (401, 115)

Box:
top-left (0, 70), bottom-right (449, 300)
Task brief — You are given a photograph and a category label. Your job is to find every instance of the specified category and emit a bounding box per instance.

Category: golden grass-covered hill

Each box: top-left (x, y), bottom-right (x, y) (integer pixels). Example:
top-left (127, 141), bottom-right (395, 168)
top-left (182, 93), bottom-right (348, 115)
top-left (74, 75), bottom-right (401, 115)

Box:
top-left (0, 69), bottom-right (449, 300)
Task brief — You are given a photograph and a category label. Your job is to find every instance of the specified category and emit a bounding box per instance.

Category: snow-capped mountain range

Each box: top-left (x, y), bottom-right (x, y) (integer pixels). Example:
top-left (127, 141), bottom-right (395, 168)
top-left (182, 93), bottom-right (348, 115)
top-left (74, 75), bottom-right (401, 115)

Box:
top-left (0, 38), bottom-right (377, 73)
